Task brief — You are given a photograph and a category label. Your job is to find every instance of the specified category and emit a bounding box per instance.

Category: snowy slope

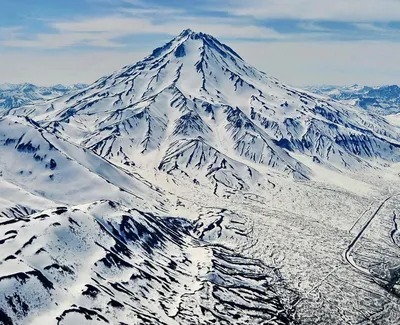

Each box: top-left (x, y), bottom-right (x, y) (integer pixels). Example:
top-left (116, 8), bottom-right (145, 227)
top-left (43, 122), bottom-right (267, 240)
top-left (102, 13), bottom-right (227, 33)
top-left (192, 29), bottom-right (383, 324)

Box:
top-left (0, 84), bottom-right (87, 110)
top-left (0, 201), bottom-right (296, 325)
top-left (2, 29), bottom-right (400, 325)
top-left (0, 115), bottom-right (164, 215)
top-left (9, 30), bottom-right (400, 192)
top-left (0, 90), bottom-right (297, 325)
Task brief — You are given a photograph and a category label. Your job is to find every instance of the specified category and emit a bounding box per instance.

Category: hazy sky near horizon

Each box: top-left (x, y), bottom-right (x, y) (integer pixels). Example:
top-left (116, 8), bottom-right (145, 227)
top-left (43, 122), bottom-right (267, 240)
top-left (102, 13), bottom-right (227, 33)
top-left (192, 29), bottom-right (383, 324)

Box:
top-left (1, 0), bottom-right (400, 86)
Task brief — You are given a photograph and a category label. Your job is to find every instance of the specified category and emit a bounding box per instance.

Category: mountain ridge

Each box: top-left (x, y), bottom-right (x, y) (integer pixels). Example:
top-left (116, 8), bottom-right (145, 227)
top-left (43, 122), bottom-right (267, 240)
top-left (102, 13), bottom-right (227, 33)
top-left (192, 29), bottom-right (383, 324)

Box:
top-left (1, 29), bottom-right (400, 324)
top-left (8, 29), bottom-right (400, 190)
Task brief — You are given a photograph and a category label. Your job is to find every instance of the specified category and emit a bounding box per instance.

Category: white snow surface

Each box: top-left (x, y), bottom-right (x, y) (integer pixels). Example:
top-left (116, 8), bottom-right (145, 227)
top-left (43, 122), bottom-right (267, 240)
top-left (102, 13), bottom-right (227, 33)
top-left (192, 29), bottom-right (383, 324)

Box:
top-left (1, 29), bottom-right (400, 324)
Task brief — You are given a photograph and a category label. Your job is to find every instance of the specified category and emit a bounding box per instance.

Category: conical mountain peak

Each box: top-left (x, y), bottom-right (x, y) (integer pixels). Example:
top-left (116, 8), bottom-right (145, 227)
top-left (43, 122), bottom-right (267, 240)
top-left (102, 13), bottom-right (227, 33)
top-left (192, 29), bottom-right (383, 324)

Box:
top-left (146, 29), bottom-right (243, 62)
top-left (177, 28), bottom-right (214, 40)
top-left (10, 26), bottom-right (400, 188)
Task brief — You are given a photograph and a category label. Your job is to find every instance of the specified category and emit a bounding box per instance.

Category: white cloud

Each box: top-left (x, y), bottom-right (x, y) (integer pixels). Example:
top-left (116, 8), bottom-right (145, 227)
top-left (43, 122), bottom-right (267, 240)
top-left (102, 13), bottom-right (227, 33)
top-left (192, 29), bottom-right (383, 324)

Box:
top-left (51, 15), bottom-right (286, 39)
top-left (353, 23), bottom-right (391, 32)
top-left (0, 26), bottom-right (23, 39)
top-left (2, 31), bottom-right (125, 49)
top-left (3, 0), bottom-right (399, 51)
top-left (50, 16), bottom-right (155, 33)
top-left (118, 7), bottom-right (185, 16)
top-left (207, 0), bottom-right (400, 22)
top-left (298, 22), bottom-right (330, 32)
top-left (0, 14), bottom-right (286, 49)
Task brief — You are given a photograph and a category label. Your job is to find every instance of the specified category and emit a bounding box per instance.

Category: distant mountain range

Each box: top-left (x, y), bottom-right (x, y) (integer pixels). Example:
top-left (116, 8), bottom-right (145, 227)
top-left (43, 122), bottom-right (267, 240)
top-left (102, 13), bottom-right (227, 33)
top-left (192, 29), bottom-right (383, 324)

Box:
top-left (4, 82), bottom-right (399, 117)
top-left (0, 83), bottom-right (88, 110)
top-left (304, 84), bottom-right (400, 115)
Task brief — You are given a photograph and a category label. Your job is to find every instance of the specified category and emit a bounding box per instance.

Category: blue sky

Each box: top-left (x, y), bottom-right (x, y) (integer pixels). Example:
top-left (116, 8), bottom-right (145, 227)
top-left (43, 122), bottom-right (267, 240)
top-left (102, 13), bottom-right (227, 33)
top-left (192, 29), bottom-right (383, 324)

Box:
top-left (1, 0), bottom-right (400, 85)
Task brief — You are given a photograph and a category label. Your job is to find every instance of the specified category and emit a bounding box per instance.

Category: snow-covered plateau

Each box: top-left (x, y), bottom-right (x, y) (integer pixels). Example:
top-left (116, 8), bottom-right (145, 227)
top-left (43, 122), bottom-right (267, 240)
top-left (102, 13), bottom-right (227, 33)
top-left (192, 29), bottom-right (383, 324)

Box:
top-left (1, 29), bottom-right (400, 324)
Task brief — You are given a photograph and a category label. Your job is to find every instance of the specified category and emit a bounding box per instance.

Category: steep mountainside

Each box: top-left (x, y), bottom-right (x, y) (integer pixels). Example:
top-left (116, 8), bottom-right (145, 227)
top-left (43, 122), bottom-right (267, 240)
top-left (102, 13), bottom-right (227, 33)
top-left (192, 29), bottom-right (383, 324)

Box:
top-left (9, 30), bottom-right (400, 192)
top-left (0, 114), bottom-right (297, 324)
top-left (1, 30), bottom-right (400, 325)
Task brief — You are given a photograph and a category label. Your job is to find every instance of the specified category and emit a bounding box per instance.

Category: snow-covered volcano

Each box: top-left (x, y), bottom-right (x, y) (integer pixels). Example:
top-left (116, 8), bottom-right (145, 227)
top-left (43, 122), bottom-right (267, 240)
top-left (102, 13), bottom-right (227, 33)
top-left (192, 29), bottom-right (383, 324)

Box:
top-left (9, 29), bottom-right (400, 190)
top-left (2, 30), bottom-right (400, 325)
